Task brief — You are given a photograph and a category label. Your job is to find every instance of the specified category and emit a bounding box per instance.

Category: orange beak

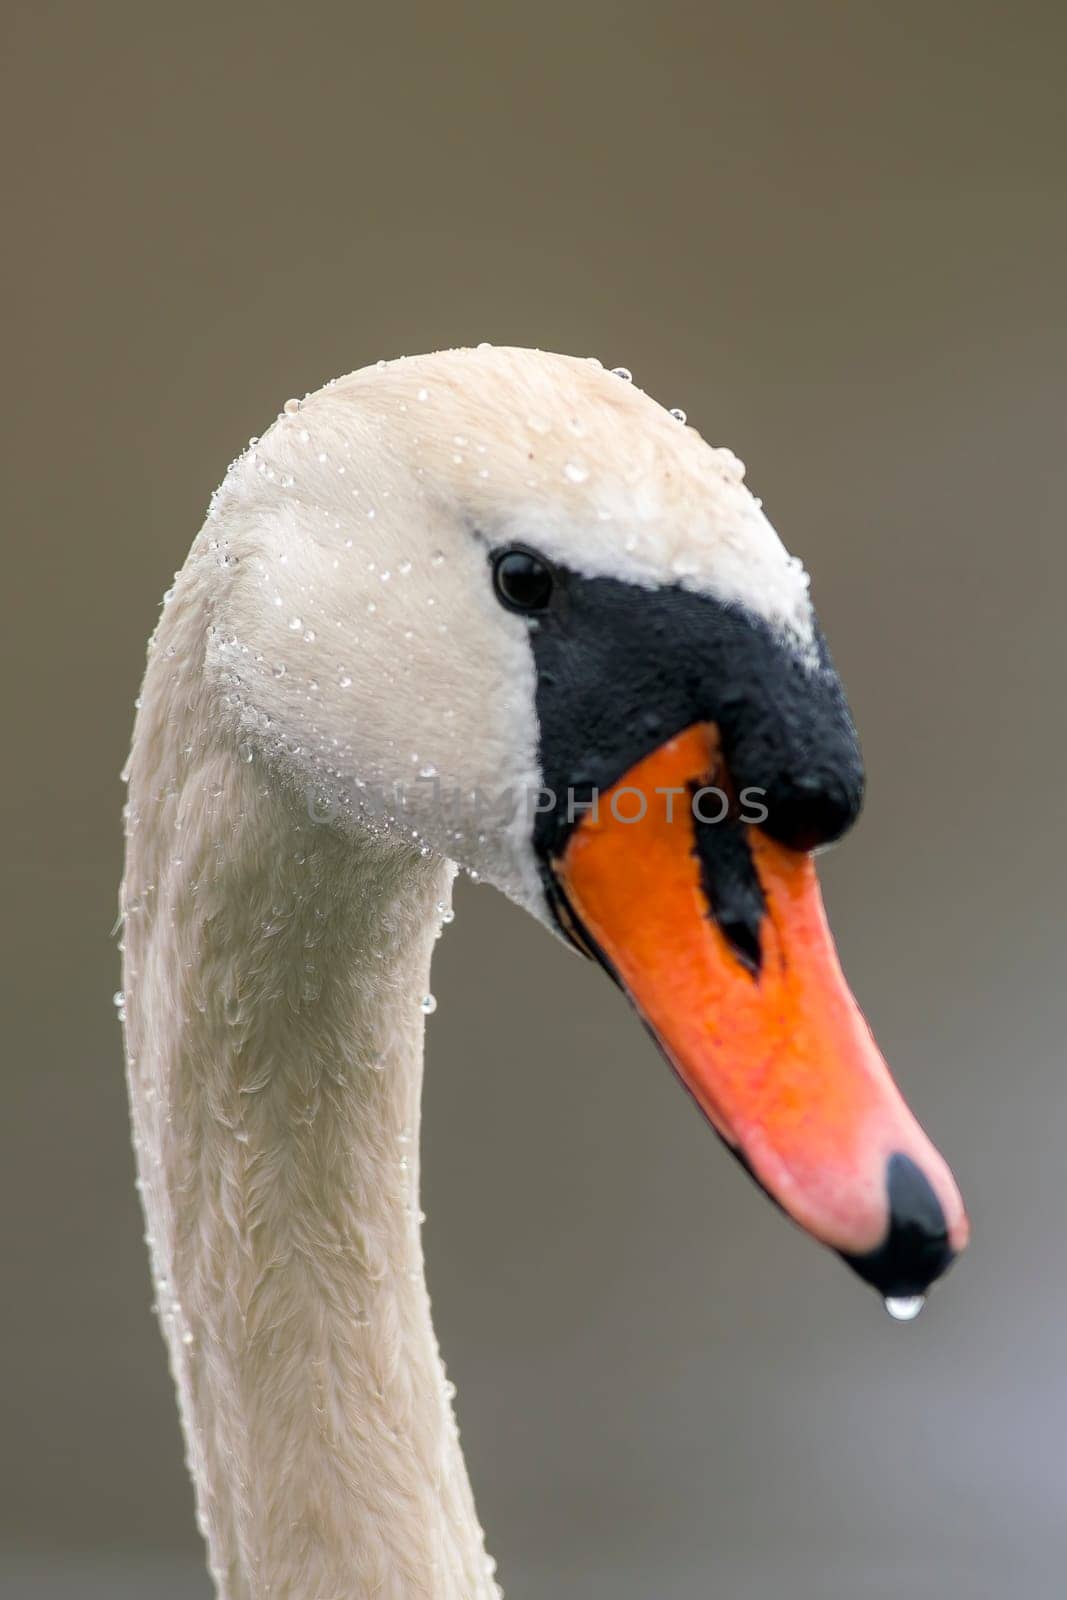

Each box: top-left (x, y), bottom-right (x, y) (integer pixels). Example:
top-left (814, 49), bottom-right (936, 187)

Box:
top-left (553, 723), bottom-right (969, 1298)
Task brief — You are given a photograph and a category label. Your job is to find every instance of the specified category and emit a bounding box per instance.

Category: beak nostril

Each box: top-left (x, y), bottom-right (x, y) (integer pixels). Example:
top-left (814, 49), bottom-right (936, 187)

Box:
top-left (840, 1153), bottom-right (955, 1299)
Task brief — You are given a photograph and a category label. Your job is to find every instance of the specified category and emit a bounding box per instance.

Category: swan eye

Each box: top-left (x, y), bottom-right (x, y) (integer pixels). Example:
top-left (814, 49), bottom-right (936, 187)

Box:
top-left (492, 547), bottom-right (554, 614)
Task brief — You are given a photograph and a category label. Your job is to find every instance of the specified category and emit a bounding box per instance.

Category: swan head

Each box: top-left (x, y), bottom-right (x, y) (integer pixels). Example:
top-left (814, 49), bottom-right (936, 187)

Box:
top-left (201, 345), bottom-right (968, 1303)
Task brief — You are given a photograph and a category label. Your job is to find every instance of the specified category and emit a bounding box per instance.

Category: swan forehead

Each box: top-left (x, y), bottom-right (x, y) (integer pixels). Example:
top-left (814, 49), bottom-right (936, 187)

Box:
top-left (325, 346), bottom-right (816, 651)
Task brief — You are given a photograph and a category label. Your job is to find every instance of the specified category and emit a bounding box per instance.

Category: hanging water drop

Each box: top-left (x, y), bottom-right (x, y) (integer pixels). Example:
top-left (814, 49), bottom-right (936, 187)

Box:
top-left (884, 1294), bottom-right (925, 1322)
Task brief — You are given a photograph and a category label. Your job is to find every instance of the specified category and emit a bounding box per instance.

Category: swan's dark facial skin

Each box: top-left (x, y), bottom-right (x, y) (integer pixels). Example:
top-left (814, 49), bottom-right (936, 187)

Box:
top-left (485, 542), bottom-right (863, 960)
top-left (488, 548), bottom-right (866, 860)
top-left (486, 543), bottom-right (969, 1304)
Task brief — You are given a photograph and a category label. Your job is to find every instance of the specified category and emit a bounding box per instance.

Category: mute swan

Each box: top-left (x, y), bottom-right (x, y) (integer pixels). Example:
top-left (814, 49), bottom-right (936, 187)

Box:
top-left (119, 347), bottom-right (968, 1599)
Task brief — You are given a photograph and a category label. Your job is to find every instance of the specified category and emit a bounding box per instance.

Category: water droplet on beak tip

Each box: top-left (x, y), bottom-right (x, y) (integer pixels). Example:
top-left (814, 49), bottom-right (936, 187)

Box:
top-left (884, 1294), bottom-right (925, 1322)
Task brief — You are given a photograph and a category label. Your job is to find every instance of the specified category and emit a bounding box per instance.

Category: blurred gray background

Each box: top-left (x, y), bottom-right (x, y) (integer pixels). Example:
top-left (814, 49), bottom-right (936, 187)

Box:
top-left (2, 2), bottom-right (1065, 1596)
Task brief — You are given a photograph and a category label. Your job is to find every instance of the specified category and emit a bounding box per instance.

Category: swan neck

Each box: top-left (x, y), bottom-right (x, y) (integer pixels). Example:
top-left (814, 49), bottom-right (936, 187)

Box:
top-left (121, 608), bottom-right (496, 1600)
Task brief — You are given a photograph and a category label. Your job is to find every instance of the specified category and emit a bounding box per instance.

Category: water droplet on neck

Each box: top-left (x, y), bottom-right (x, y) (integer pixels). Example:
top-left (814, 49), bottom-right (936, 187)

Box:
top-left (884, 1294), bottom-right (925, 1322)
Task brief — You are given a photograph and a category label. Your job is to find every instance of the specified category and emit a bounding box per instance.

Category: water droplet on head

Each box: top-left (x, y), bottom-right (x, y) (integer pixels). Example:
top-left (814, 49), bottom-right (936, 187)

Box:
top-left (563, 460), bottom-right (589, 484)
top-left (283, 398), bottom-right (301, 415)
top-left (289, 616), bottom-right (303, 632)
top-left (884, 1294), bottom-right (925, 1322)
top-left (669, 407), bottom-right (687, 424)
top-left (420, 994), bottom-right (437, 1015)
top-left (611, 366), bottom-right (633, 382)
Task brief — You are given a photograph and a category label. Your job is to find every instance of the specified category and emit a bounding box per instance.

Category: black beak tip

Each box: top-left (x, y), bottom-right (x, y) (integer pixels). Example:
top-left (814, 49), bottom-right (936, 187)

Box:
top-left (839, 1152), bottom-right (956, 1299)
